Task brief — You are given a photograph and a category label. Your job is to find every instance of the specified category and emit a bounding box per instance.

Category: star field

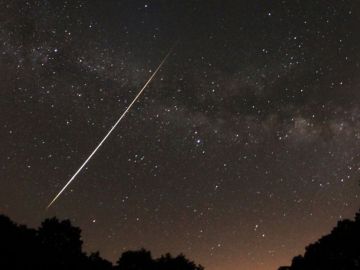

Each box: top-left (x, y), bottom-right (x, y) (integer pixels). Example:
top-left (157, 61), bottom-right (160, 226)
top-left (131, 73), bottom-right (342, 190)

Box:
top-left (1, 1), bottom-right (360, 270)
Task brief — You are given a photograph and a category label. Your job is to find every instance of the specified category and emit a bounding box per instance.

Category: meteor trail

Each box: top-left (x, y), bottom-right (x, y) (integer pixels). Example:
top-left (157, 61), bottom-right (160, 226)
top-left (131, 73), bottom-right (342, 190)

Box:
top-left (46, 48), bottom-right (174, 209)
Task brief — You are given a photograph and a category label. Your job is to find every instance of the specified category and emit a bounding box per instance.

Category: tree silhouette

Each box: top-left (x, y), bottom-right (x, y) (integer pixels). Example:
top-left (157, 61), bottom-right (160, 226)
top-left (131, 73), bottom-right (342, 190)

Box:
top-left (279, 209), bottom-right (360, 270)
top-left (156, 253), bottom-right (204, 270)
top-left (114, 249), bottom-right (204, 270)
top-left (37, 217), bottom-right (87, 269)
top-left (88, 252), bottom-right (113, 270)
top-left (115, 249), bottom-right (155, 270)
top-left (5, 209), bottom-right (359, 270)
top-left (0, 214), bottom-right (39, 268)
top-left (0, 214), bottom-right (204, 270)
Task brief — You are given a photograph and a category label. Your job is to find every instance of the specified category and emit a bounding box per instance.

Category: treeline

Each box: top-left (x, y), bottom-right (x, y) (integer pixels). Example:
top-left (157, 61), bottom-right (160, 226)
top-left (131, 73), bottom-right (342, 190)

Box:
top-left (1, 209), bottom-right (360, 270)
top-left (0, 214), bottom-right (203, 270)
top-left (279, 209), bottom-right (360, 270)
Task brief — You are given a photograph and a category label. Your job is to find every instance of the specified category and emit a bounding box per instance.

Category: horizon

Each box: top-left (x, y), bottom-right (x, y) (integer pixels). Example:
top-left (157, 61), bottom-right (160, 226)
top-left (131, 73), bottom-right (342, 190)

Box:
top-left (1, 1), bottom-right (360, 270)
top-left (1, 209), bottom-right (360, 269)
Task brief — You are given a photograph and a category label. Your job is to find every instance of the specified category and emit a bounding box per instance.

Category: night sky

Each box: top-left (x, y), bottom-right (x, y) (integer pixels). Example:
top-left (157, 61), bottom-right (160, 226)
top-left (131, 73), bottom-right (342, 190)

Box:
top-left (1, 1), bottom-right (360, 269)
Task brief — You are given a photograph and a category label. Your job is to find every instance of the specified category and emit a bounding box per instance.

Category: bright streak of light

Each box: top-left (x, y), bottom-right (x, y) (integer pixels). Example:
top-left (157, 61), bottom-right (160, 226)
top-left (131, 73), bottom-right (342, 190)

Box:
top-left (46, 48), bottom-right (174, 209)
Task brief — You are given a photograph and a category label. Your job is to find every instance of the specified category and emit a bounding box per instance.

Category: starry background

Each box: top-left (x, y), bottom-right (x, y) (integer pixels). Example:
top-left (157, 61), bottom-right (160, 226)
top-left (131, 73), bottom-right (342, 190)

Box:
top-left (1, 1), bottom-right (360, 269)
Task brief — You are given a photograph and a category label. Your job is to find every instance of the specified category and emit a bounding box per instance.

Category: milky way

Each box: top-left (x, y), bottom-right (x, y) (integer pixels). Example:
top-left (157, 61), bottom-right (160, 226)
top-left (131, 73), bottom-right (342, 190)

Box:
top-left (1, 1), bottom-right (360, 270)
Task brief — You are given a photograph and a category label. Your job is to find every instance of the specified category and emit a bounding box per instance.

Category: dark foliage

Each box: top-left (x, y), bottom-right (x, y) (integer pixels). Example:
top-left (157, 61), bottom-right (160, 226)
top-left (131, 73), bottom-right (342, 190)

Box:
top-left (115, 249), bottom-right (154, 270)
top-left (279, 209), bottom-right (360, 270)
top-left (0, 214), bottom-right (203, 270)
top-left (2, 210), bottom-right (359, 270)
top-left (156, 253), bottom-right (204, 270)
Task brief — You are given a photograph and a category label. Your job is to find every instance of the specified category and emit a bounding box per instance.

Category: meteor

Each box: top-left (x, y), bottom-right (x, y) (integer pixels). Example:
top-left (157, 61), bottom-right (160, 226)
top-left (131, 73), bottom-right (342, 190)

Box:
top-left (46, 48), bottom-right (174, 209)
